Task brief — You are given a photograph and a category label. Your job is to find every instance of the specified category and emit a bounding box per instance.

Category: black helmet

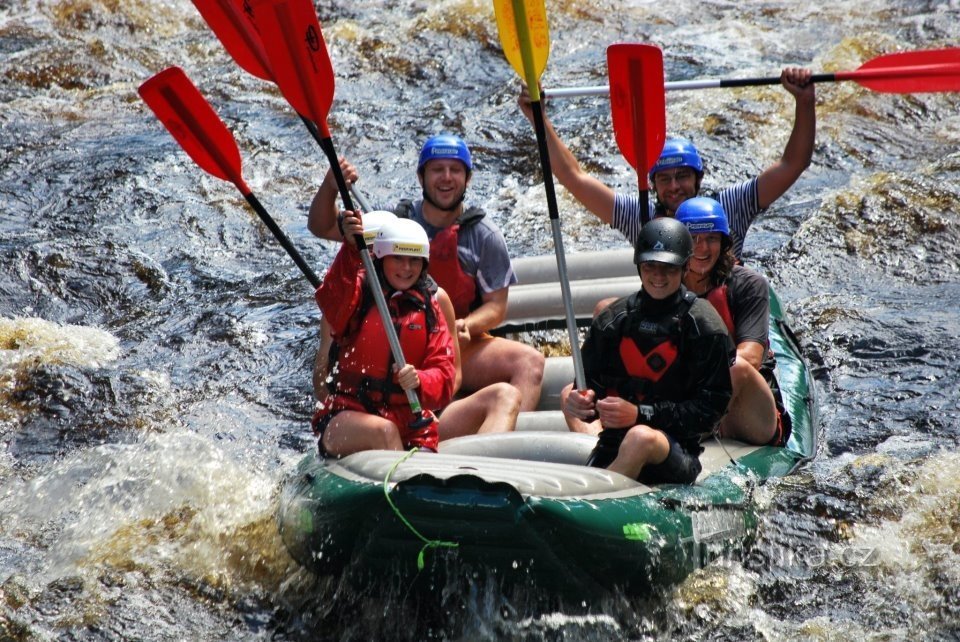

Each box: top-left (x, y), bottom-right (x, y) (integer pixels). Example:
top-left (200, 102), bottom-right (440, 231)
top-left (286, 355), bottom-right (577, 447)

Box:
top-left (634, 218), bottom-right (693, 267)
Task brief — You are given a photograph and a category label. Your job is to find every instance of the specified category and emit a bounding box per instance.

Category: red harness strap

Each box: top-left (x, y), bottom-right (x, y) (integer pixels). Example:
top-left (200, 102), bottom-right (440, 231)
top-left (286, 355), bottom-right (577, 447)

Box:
top-left (705, 284), bottom-right (735, 336)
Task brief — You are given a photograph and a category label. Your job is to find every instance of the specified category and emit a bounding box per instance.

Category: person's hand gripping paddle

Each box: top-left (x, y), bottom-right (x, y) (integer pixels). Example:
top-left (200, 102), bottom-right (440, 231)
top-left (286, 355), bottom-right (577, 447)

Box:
top-left (138, 66), bottom-right (320, 290)
top-left (493, 0), bottom-right (586, 391)
top-left (607, 43), bottom-right (667, 226)
top-left (250, 0), bottom-right (432, 429)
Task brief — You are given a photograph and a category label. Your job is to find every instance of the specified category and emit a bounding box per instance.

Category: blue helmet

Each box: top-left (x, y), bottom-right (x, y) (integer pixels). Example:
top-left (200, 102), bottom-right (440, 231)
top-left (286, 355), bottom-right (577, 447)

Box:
top-left (417, 134), bottom-right (472, 173)
top-left (649, 138), bottom-right (704, 178)
top-left (675, 197), bottom-right (730, 237)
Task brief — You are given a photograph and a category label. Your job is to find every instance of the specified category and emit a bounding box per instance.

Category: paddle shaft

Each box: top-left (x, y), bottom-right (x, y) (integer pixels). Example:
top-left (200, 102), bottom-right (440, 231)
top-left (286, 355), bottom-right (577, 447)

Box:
top-left (151, 80), bottom-right (321, 289)
top-left (497, 0), bottom-right (585, 389)
top-left (357, 247), bottom-right (424, 417)
top-left (627, 57), bottom-right (653, 226)
top-left (190, 1), bottom-right (375, 212)
top-left (243, 192), bottom-right (320, 288)
top-left (300, 115), bottom-right (372, 211)
top-left (529, 100), bottom-right (586, 391)
top-left (318, 134), bottom-right (426, 418)
top-left (547, 75), bottom-right (836, 97)
top-left (243, 0), bottom-right (427, 422)
top-left (547, 62), bottom-right (960, 97)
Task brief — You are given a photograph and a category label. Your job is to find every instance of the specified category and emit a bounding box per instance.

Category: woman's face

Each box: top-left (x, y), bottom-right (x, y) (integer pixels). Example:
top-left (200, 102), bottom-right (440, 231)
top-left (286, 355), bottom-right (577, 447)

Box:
top-left (382, 255), bottom-right (425, 290)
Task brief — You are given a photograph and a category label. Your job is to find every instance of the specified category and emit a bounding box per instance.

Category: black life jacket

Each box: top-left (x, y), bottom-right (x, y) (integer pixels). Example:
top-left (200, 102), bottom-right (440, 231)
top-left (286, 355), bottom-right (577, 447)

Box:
top-left (610, 290), bottom-right (697, 402)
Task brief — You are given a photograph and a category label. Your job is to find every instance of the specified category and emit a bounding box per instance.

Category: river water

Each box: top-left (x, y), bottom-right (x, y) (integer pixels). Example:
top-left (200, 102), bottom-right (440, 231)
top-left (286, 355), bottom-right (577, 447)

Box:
top-left (2, 0), bottom-right (959, 640)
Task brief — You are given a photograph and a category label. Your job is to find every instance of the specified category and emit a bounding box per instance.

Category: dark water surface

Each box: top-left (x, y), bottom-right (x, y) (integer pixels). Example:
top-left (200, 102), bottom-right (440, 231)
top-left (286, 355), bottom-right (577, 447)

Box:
top-left (2, 0), bottom-right (959, 640)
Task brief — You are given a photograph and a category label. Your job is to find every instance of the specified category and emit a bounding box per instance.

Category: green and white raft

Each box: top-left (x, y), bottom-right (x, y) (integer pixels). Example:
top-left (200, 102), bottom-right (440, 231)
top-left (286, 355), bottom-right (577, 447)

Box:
top-left (277, 249), bottom-right (818, 593)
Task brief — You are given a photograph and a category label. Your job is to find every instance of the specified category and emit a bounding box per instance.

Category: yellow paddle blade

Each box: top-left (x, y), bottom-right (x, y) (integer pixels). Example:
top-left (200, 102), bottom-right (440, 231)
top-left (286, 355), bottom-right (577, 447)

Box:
top-left (493, 0), bottom-right (550, 100)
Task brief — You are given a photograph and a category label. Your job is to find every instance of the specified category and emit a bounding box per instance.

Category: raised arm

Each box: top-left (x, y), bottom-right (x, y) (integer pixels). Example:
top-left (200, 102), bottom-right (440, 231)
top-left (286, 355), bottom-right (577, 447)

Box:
top-left (756, 67), bottom-right (816, 209)
top-left (307, 157), bottom-right (358, 241)
top-left (517, 84), bottom-right (616, 225)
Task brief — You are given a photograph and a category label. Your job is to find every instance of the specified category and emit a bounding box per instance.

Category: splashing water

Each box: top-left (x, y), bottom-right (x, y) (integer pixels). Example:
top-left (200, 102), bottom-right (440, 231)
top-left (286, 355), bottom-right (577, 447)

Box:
top-left (2, 0), bottom-right (960, 639)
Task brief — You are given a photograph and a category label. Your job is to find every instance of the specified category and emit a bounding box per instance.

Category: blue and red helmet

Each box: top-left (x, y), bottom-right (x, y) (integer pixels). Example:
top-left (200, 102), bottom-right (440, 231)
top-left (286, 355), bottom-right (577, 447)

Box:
top-left (649, 138), bottom-right (704, 178)
top-left (675, 197), bottom-right (730, 237)
top-left (417, 134), bottom-right (472, 173)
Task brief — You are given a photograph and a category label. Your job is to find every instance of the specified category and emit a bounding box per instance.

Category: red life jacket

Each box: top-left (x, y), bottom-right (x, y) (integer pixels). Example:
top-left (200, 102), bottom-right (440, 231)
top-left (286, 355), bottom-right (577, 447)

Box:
top-left (397, 201), bottom-right (485, 319)
top-left (332, 288), bottom-right (433, 407)
top-left (429, 224), bottom-right (479, 319)
top-left (705, 284), bottom-right (735, 336)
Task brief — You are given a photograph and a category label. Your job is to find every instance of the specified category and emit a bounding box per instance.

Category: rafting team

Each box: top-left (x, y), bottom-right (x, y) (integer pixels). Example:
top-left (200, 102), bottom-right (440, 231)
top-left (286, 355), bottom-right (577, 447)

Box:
top-left (307, 68), bottom-right (815, 483)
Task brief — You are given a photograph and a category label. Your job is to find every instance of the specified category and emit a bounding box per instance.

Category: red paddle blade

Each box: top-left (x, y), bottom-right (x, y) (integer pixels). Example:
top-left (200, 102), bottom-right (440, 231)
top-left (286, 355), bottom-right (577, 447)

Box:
top-left (844, 48), bottom-right (960, 93)
top-left (138, 67), bottom-right (246, 190)
top-left (190, 0), bottom-right (273, 81)
top-left (607, 44), bottom-right (666, 186)
top-left (251, 0), bottom-right (334, 135)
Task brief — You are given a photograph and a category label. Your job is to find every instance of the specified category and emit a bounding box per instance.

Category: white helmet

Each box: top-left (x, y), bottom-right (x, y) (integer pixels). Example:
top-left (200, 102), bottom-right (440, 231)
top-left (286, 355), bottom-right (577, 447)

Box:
top-left (360, 210), bottom-right (398, 243)
top-left (372, 218), bottom-right (430, 261)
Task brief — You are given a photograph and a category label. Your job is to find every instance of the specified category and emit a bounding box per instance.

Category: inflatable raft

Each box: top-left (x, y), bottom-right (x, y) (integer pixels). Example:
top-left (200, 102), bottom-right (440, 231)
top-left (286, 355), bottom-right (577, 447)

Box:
top-left (277, 249), bottom-right (818, 593)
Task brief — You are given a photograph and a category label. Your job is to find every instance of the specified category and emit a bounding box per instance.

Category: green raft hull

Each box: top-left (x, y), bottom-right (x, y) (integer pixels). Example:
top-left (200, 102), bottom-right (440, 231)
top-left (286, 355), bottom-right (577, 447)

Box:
top-left (278, 254), bottom-right (817, 594)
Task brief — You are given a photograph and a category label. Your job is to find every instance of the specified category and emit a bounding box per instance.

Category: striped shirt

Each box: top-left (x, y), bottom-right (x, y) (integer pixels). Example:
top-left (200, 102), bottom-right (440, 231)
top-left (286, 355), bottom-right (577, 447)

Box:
top-left (611, 178), bottom-right (763, 261)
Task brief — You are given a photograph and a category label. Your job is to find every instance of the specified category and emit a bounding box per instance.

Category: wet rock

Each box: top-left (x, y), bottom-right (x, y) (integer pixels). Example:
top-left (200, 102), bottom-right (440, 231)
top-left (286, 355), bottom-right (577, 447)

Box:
top-left (1, 574), bottom-right (30, 610)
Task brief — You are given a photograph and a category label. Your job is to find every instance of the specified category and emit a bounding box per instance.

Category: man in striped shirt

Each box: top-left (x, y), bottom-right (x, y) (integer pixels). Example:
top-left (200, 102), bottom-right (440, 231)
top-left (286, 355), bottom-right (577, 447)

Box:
top-left (517, 68), bottom-right (815, 261)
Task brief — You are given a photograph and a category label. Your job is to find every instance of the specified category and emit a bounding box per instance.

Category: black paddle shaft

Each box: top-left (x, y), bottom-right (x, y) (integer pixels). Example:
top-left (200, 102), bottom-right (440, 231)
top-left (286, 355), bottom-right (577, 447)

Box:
top-left (529, 99), bottom-right (587, 391)
top-left (243, 193), bottom-right (320, 288)
top-left (719, 73), bottom-right (836, 88)
top-left (317, 135), bottom-right (371, 251)
top-left (301, 116), bottom-right (373, 212)
top-left (530, 101), bottom-right (561, 221)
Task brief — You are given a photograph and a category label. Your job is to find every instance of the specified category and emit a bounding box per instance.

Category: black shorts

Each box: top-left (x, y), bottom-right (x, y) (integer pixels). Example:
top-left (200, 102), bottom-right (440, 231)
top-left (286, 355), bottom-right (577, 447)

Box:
top-left (312, 409), bottom-right (341, 458)
top-left (588, 427), bottom-right (702, 485)
top-left (760, 365), bottom-right (793, 447)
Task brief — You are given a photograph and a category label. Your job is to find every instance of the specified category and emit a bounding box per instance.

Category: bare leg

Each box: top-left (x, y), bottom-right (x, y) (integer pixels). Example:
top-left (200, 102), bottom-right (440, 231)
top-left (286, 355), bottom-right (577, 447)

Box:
top-left (460, 335), bottom-right (544, 412)
top-left (438, 383), bottom-right (521, 440)
top-left (718, 356), bottom-right (778, 444)
top-left (606, 425), bottom-right (670, 479)
top-left (321, 410), bottom-right (403, 456)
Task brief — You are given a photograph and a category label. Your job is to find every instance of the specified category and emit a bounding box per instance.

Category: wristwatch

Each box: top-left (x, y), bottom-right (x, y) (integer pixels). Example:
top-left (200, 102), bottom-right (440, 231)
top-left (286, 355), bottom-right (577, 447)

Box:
top-left (637, 404), bottom-right (655, 423)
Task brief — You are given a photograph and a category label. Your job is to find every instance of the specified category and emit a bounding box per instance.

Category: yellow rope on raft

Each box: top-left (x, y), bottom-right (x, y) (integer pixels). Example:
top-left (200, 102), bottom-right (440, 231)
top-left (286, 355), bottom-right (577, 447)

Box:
top-left (382, 447), bottom-right (459, 570)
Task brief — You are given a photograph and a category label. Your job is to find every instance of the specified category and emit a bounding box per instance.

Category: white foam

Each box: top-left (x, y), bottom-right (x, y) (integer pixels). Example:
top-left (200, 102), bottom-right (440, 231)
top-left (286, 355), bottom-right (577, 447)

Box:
top-left (0, 316), bottom-right (120, 371)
